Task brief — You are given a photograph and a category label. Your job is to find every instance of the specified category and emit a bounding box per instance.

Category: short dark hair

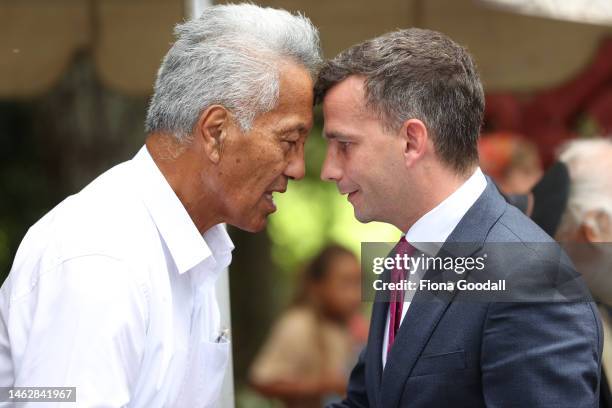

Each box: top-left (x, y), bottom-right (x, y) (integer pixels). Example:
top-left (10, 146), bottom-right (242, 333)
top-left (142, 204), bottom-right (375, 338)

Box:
top-left (315, 28), bottom-right (484, 174)
top-left (292, 244), bottom-right (355, 306)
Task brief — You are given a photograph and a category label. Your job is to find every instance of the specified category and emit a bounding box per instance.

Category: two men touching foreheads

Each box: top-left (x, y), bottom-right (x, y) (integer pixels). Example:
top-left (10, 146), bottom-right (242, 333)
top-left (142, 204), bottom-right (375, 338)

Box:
top-left (0, 3), bottom-right (602, 407)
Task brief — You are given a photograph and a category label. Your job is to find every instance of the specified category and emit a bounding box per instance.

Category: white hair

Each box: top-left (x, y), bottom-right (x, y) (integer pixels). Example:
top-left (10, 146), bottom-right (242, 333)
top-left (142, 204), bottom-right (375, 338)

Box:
top-left (557, 138), bottom-right (612, 236)
top-left (145, 3), bottom-right (321, 141)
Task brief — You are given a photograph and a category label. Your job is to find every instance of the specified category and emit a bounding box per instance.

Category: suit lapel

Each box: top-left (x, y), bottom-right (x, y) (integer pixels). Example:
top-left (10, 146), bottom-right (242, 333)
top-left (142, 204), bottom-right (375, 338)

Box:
top-left (366, 243), bottom-right (408, 407)
top-left (377, 180), bottom-right (507, 408)
top-left (379, 270), bottom-right (457, 407)
top-left (365, 292), bottom-right (387, 407)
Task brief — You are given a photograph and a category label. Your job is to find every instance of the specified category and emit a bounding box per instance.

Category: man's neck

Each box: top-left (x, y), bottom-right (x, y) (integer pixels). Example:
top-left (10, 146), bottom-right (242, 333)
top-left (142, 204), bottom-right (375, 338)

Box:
top-left (145, 133), bottom-right (223, 234)
top-left (396, 164), bottom-right (476, 233)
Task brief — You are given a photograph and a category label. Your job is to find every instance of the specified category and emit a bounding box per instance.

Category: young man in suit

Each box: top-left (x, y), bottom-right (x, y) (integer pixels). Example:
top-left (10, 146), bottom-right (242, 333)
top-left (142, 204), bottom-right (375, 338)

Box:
top-left (316, 28), bottom-right (602, 407)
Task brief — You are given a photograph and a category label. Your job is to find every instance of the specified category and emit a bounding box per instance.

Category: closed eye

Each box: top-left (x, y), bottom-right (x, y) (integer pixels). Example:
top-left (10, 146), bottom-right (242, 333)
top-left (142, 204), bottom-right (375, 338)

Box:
top-left (339, 141), bottom-right (351, 152)
top-left (281, 140), bottom-right (298, 152)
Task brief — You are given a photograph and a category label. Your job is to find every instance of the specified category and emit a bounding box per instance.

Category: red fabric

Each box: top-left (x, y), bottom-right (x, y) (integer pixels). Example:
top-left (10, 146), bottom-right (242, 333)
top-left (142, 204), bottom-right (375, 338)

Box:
top-left (483, 37), bottom-right (612, 167)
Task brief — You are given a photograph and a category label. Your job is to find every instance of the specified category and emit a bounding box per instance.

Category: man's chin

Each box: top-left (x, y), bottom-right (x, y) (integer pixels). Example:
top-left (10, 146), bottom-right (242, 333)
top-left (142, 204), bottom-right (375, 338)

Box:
top-left (248, 220), bottom-right (268, 233)
top-left (230, 215), bottom-right (269, 233)
top-left (353, 208), bottom-right (373, 224)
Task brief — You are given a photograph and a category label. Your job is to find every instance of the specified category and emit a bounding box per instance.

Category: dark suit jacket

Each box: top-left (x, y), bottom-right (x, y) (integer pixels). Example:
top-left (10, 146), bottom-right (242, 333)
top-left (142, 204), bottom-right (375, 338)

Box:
top-left (330, 181), bottom-right (603, 408)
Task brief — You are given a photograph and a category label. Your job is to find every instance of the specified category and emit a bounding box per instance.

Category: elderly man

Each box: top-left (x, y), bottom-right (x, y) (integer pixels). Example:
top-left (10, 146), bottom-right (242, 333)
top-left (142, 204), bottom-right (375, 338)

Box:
top-left (553, 138), bottom-right (612, 407)
top-left (316, 28), bottom-right (601, 407)
top-left (0, 4), bottom-right (320, 407)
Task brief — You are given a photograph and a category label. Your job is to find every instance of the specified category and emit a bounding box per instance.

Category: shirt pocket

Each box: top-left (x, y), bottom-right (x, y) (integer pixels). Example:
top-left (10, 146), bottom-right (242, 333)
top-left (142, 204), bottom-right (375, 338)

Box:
top-left (173, 340), bottom-right (230, 408)
top-left (410, 350), bottom-right (466, 377)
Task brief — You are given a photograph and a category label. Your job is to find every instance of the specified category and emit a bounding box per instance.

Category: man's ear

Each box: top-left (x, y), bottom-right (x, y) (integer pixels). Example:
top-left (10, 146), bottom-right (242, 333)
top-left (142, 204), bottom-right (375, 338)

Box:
top-left (400, 118), bottom-right (429, 167)
top-left (194, 105), bottom-right (230, 164)
top-left (582, 211), bottom-right (612, 243)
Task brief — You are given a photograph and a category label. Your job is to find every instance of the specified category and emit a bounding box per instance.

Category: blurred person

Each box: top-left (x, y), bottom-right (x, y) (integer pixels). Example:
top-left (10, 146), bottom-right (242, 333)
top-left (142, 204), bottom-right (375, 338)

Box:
top-left (478, 131), bottom-right (543, 195)
top-left (552, 139), bottom-right (612, 408)
top-left (0, 4), bottom-right (321, 407)
top-left (316, 28), bottom-right (601, 407)
top-left (555, 138), bottom-right (612, 244)
top-left (250, 245), bottom-right (366, 408)
top-left (503, 160), bottom-right (570, 237)
top-left (507, 138), bottom-right (612, 407)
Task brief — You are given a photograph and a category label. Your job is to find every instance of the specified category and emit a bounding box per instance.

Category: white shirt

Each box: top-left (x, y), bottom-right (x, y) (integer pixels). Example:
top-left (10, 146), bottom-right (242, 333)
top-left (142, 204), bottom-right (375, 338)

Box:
top-left (0, 146), bottom-right (235, 407)
top-left (381, 167), bottom-right (487, 367)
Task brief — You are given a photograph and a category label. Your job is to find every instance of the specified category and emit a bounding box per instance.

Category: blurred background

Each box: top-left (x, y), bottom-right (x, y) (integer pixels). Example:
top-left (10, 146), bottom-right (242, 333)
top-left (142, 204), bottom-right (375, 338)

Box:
top-left (1, 0), bottom-right (612, 407)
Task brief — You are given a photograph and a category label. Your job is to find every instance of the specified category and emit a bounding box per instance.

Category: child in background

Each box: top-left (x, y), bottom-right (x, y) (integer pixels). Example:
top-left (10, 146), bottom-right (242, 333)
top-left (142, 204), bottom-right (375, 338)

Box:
top-left (250, 244), bottom-right (366, 408)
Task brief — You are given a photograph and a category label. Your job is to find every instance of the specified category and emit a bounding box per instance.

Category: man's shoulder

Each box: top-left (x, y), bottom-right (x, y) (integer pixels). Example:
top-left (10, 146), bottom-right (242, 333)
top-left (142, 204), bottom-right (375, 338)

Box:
top-left (480, 203), bottom-right (587, 302)
top-left (488, 203), bottom-right (555, 244)
top-left (56, 161), bottom-right (154, 256)
top-left (8, 160), bottom-right (160, 286)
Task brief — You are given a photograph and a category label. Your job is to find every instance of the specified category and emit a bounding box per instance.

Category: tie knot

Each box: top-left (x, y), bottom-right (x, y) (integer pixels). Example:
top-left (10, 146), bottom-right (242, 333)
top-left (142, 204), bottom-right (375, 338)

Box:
top-left (396, 236), bottom-right (415, 256)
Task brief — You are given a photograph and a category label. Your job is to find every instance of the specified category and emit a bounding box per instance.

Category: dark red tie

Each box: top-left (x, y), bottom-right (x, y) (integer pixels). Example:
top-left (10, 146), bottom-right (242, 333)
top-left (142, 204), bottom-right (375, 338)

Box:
top-left (388, 236), bottom-right (415, 356)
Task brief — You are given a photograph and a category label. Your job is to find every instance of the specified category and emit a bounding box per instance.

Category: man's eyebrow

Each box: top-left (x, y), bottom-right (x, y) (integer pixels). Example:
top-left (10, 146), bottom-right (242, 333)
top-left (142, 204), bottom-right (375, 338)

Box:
top-left (278, 123), bottom-right (308, 135)
top-left (323, 130), bottom-right (354, 140)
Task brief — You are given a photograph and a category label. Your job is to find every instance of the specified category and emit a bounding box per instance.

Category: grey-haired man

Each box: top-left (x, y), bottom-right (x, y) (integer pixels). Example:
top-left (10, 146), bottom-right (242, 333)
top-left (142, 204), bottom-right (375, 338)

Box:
top-left (0, 4), bottom-right (320, 406)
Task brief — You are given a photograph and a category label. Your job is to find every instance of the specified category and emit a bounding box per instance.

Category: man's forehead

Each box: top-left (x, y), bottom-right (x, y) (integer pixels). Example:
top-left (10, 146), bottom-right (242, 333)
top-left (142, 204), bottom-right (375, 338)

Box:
top-left (325, 75), bottom-right (367, 105)
top-left (323, 76), bottom-right (378, 126)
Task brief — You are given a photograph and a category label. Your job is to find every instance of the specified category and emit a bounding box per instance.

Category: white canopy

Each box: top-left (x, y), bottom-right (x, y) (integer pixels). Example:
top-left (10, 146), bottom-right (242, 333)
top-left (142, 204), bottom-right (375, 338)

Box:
top-left (480, 0), bottom-right (612, 26)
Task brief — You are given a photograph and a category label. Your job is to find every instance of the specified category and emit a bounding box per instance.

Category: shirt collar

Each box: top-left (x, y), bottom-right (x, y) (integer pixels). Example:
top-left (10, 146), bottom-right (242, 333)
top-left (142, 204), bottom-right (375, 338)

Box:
top-left (131, 146), bottom-right (234, 274)
top-left (405, 167), bottom-right (487, 253)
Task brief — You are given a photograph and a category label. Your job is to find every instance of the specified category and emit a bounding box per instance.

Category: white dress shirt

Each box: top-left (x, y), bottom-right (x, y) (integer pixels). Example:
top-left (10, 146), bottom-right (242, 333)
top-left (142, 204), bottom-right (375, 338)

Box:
top-left (381, 167), bottom-right (487, 367)
top-left (0, 146), bottom-right (234, 407)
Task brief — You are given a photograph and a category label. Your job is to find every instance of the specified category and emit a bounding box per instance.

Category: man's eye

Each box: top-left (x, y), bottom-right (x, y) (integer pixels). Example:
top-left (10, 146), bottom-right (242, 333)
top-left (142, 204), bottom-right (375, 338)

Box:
top-left (282, 140), bottom-right (297, 150)
top-left (339, 141), bottom-right (351, 151)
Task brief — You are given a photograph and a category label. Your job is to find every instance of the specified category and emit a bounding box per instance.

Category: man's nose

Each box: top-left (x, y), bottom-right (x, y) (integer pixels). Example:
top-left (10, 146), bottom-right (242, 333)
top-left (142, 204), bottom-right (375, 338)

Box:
top-left (285, 147), bottom-right (306, 180)
top-left (320, 146), bottom-right (342, 182)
